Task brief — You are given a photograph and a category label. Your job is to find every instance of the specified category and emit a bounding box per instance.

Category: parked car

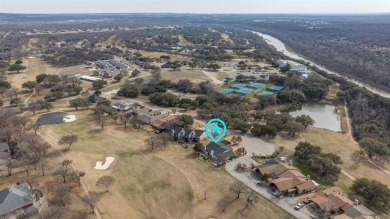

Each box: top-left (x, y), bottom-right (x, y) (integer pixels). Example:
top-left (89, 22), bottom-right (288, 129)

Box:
top-left (294, 203), bottom-right (304, 210)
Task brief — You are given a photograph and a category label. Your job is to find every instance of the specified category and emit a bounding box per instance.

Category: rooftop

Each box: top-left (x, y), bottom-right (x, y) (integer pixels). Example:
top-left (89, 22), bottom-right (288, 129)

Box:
top-left (0, 183), bottom-right (34, 216)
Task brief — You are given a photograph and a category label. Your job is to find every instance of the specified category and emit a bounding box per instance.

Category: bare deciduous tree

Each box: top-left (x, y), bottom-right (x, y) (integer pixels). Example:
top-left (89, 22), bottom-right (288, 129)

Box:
top-left (58, 134), bottom-right (78, 150)
top-left (97, 115), bottom-right (106, 130)
top-left (96, 175), bottom-right (115, 192)
top-left (6, 160), bottom-right (13, 176)
top-left (62, 159), bottom-right (72, 170)
top-left (53, 167), bottom-right (69, 183)
top-left (40, 160), bottom-right (50, 176)
top-left (244, 190), bottom-right (259, 209)
top-left (144, 136), bottom-right (163, 151)
top-left (24, 176), bottom-right (38, 190)
top-left (51, 185), bottom-right (72, 208)
top-left (70, 170), bottom-right (86, 186)
top-left (230, 182), bottom-right (247, 200)
top-left (40, 206), bottom-right (66, 219)
top-left (28, 101), bottom-right (41, 116)
top-left (82, 192), bottom-right (100, 213)
top-left (32, 122), bottom-right (41, 135)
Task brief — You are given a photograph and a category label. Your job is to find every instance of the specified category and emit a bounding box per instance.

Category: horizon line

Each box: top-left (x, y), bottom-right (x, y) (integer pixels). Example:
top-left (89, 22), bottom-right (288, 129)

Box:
top-left (1, 12), bottom-right (390, 16)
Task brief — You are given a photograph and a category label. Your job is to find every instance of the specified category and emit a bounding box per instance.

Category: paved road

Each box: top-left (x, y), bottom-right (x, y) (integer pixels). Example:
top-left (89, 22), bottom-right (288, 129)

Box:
top-left (225, 137), bottom-right (310, 219)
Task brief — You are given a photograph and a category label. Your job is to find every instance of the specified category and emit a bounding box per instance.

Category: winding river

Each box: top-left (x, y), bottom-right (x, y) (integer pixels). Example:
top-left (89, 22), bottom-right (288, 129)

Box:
top-left (253, 31), bottom-right (390, 98)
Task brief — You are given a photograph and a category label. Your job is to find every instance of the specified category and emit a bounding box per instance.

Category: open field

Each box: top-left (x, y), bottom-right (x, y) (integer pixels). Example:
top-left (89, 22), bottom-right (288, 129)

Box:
top-left (7, 58), bottom-right (46, 89)
top-left (161, 69), bottom-right (209, 83)
top-left (37, 110), bottom-right (292, 219)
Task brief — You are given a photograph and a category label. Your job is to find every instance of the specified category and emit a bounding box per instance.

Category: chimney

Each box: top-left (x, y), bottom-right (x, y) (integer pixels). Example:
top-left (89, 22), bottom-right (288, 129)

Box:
top-left (354, 199), bottom-right (359, 206)
top-left (306, 175), bottom-right (310, 180)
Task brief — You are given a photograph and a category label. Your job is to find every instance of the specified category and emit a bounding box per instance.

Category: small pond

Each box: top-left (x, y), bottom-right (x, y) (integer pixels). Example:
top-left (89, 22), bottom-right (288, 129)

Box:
top-left (287, 103), bottom-right (341, 132)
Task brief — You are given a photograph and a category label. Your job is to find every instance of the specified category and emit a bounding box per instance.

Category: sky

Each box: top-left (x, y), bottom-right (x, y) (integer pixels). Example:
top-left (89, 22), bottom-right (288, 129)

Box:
top-left (1, 0), bottom-right (390, 14)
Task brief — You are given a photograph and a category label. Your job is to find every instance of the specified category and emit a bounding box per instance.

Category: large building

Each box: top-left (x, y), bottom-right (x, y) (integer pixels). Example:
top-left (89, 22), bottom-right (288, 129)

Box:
top-left (0, 183), bottom-right (38, 218)
top-left (276, 59), bottom-right (309, 74)
top-left (96, 59), bottom-right (129, 73)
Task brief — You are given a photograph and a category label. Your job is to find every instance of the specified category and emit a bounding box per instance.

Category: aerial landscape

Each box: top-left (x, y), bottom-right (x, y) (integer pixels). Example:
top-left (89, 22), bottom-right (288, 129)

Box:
top-left (1, 0), bottom-right (390, 219)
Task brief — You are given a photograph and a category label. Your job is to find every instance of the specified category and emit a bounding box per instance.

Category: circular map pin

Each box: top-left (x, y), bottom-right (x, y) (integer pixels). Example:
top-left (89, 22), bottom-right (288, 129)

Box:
top-left (205, 118), bottom-right (227, 143)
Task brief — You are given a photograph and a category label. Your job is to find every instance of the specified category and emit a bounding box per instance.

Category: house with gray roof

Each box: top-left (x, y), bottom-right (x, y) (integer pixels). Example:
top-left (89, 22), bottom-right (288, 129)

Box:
top-left (0, 183), bottom-right (35, 218)
top-left (171, 127), bottom-right (205, 142)
top-left (204, 141), bottom-right (234, 163)
top-left (343, 204), bottom-right (377, 218)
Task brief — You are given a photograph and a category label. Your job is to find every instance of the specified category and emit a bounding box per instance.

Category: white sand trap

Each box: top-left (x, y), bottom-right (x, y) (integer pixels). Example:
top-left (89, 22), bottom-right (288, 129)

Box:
top-left (95, 157), bottom-right (115, 170)
top-left (63, 115), bottom-right (76, 123)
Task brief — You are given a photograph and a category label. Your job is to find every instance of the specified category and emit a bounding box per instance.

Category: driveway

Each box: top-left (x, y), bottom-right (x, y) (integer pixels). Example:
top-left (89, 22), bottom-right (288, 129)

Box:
top-left (225, 137), bottom-right (311, 219)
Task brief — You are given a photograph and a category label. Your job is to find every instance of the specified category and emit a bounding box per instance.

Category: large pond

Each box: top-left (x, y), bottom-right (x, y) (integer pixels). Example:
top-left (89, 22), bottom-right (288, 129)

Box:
top-left (287, 103), bottom-right (341, 132)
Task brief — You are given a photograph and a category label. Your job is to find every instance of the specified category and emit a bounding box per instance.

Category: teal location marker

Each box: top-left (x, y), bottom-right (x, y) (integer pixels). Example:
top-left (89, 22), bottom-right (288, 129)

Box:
top-left (205, 118), bottom-right (227, 143)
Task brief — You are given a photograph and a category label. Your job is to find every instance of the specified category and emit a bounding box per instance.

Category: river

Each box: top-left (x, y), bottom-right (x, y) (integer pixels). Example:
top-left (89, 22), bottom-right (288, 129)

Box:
top-left (252, 31), bottom-right (390, 98)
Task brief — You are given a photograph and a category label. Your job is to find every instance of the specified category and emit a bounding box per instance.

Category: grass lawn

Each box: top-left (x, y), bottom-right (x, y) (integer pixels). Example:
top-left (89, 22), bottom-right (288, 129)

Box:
top-left (161, 69), bottom-right (209, 83)
top-left (36, 110), bottom-right (292, 219)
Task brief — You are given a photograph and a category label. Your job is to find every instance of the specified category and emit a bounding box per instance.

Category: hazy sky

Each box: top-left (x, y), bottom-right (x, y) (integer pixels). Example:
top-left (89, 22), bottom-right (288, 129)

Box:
top-left (1, 0), bottom-right (390, 14)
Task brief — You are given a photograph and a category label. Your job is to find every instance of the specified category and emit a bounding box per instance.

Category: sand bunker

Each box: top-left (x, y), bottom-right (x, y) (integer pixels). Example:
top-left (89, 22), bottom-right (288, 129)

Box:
top-left (63, 115), bottom-right (76, 123)
top-left (95, 157), bottom-right (115, 170)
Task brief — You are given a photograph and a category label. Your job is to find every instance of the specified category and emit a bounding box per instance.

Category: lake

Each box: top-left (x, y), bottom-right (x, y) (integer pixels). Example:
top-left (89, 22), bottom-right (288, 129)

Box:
top-left (287, 103), bottom-right (341, 132)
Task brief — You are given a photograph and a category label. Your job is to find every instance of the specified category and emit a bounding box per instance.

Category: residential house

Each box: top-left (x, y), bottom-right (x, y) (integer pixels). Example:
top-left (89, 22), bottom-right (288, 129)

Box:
top-left (96, 60), bottom-right (112, 69)
top-left (342, 205), bottom-right (377, 219)
top-left (111, 102), bottom-right (135, 112)
top-left (204, 140), bottom-right (234, 163)
top-left (152, 115), bottom-right (176, 132)
top-left (311, 188), bottom-right (354, 213)
top-left (137, 110), bottom-right (170, 124)
top-left (108, 59), bottom-right (129, 72)
top-left (87, 94), bottom-right (103, 103)
top-left (171, 127), bottom-right (206, 142)
top-left (276, 59), bottom-right (309, 74)
top-left (311, 187), bottom-right (378, 219)
top-left (255, 159), bottom-right (317, 195)
top-left (132, 107), bottom-right (152, 116)
top-left (161, 62), bottom-right (173, 68)
top-left (84, 60), bottom-right (93, 66)
top-left (0, 183), bottom-right (37, 218)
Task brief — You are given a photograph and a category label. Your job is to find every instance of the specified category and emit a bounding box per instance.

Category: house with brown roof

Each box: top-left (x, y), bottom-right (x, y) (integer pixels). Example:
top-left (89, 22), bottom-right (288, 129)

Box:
top-left (255, 159), bottom-right (317, 196)
top-left (311, 187), bottom-right (377, 219)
